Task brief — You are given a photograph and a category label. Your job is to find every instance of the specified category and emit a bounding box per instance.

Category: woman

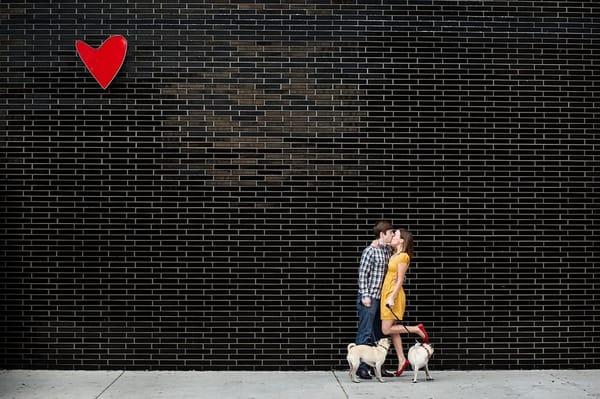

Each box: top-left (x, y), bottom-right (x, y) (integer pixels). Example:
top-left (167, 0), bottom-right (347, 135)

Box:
top-left (379, 229), bottom-right (430, 376)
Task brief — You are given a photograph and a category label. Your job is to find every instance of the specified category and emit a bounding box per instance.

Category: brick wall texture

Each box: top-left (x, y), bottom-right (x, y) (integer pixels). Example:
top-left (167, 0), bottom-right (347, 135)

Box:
top-left (1, 1), bottom-right (599, 370)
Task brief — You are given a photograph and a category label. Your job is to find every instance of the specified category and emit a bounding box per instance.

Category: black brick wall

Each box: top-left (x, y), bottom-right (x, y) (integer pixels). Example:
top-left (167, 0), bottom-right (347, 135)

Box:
top-left (1, 1), bottom-right (599, 370)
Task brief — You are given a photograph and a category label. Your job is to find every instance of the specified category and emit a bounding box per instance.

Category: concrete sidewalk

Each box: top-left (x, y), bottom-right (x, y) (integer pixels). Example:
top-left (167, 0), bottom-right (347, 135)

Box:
top-left (1, 369), bottom-right (599, 399)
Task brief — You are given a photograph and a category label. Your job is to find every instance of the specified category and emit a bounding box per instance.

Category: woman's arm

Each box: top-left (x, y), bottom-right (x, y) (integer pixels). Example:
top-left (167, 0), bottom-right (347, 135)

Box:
top-left (385, 261), bottom-right (409, 307)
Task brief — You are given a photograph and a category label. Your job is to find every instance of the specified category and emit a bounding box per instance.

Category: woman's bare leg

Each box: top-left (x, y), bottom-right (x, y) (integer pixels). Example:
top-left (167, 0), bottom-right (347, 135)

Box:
top-left (382, 321), bottom-right (425, 339)
top-left (390, 333), bottom-right (405, 365)
top-left (382, 320), bottom-right (405, 367)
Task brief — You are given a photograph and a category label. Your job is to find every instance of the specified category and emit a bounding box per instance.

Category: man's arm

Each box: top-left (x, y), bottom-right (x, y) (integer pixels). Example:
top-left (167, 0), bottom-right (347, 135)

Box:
top-left (358, 248), bottom-right (373, 306)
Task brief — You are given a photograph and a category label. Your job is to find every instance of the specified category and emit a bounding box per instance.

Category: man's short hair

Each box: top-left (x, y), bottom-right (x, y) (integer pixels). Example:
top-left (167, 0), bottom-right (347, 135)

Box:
top-left (373, 220), bottom-right (393, 237)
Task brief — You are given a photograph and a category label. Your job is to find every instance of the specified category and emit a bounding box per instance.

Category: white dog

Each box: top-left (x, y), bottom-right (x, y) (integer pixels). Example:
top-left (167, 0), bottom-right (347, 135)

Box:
top-left (346, 338), bottom-right (391, 383)
top-left (407, 341), bottom-right (434, 383)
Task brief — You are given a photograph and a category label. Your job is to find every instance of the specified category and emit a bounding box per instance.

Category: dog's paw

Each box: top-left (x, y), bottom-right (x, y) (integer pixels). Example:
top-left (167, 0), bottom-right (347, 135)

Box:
top-left (412, 380), bottom-right (418, 383)
top-left (426, 377), bottom-right (434, 381)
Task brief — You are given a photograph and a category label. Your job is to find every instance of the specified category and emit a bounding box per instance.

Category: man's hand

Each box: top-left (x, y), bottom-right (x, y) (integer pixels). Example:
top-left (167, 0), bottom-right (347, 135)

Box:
top-left (361, 297), bottom-right (372, 307)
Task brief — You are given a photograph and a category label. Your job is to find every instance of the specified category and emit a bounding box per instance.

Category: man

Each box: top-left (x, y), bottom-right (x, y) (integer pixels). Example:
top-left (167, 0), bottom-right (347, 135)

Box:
top-left (355, 219), bottom-right (395, 379)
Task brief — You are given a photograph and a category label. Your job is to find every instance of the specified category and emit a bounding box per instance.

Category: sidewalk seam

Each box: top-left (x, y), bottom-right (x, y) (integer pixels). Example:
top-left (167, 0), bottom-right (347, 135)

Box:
top-left (331, 370), bottom-right (350, 399)
top-left (95, 370), bottom-right (125, 399)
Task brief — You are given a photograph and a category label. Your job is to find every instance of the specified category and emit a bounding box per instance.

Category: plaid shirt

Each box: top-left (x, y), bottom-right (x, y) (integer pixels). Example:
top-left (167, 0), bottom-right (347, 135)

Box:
top-left (357, 244), bottom-right (392, 300)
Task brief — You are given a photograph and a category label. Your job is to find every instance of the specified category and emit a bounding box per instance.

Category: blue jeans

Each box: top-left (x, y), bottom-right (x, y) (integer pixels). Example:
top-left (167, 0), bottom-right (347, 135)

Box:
top-left (355, 295), bottom-right (383, 373)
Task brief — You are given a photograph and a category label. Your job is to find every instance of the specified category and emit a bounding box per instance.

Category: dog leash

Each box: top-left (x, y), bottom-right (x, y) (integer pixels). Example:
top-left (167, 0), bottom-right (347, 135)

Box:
top-left (385, 303), bottom-right (415, 338)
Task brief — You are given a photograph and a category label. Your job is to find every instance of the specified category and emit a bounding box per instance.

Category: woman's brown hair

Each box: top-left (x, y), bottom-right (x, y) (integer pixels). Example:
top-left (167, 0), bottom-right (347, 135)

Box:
top-left (398, 229), bottom-right (414, 258)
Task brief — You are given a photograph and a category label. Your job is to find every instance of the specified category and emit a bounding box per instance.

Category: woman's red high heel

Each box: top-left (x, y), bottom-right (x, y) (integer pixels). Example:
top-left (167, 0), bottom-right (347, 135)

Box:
top-left (417, 323), bottom-right (430, 344)
top-left (394, 359), bottom-right (410, 376)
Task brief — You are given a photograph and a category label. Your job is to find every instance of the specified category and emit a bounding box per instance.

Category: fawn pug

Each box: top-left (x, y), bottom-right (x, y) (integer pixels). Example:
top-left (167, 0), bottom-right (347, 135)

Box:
top-left (346, 337), bottom-right (391, 383)
top-left (407, 341), bottom-right (434, 383)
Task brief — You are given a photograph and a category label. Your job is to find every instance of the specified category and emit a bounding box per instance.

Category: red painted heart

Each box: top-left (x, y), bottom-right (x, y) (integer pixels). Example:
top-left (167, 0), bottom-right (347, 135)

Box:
top-left (75, 35), bottom-right (127, 89)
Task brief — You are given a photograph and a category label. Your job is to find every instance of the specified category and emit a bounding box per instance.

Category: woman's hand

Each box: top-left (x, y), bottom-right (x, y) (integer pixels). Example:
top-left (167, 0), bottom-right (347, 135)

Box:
top-left (385, 297), bottom-right (395, 308)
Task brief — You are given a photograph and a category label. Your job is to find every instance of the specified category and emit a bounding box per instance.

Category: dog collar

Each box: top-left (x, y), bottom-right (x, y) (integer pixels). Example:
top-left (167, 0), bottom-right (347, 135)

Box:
top-left (424, 346), bottom-right (433, 357)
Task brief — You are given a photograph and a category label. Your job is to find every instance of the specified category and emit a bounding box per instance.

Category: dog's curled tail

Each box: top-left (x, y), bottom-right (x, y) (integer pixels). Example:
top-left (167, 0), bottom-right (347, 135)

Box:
top-left (347, 343), bottom-right (356, 352)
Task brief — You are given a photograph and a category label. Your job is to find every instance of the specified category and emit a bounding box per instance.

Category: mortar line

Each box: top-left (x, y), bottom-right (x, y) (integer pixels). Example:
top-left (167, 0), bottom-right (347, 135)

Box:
top-left (95, 370), bottom-right (125, 399)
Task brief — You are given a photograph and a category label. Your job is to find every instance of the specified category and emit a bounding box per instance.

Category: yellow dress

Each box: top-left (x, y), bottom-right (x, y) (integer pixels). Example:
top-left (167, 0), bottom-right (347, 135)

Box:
top-left (380, 252), bottom-right (410, 321)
